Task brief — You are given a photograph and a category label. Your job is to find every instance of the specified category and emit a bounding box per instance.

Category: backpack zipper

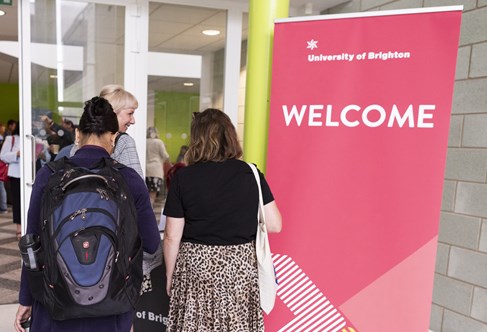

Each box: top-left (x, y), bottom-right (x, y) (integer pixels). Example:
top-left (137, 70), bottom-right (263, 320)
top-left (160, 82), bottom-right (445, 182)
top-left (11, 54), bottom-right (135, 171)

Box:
top-left (51, 208), bottom-right (118, 241)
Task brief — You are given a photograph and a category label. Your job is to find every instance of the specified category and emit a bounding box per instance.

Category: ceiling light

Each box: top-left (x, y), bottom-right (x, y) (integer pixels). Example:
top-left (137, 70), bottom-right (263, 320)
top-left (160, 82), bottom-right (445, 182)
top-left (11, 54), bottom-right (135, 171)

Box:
top-left (183, 82), bottom-right (194, 86)
top-left (0, 10), bottom-right (5, 16)
top-left (202, 29), bottom-right (220, 36)
top-left (50, 74), bottom-right (58, 78)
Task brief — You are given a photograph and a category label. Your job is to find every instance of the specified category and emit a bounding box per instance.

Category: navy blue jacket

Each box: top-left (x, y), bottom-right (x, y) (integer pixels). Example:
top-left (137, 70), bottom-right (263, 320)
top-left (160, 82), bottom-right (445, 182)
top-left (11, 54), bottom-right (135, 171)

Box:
top-left (19, 145), bottom-right (160, 332)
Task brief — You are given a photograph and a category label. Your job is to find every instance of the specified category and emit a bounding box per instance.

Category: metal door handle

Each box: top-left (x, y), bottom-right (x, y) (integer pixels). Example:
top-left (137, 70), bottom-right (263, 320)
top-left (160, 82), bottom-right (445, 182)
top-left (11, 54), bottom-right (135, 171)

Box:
top-left (25, 134), bottom-right (36, 186)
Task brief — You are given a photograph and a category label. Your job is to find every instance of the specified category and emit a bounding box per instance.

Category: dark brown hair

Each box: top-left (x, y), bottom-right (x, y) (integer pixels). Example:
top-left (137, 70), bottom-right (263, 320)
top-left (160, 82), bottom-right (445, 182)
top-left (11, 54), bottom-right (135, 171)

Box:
top-left (185, 108), bottom-right (242, 165)
top-left (79, 97), bottom-right (119, 136)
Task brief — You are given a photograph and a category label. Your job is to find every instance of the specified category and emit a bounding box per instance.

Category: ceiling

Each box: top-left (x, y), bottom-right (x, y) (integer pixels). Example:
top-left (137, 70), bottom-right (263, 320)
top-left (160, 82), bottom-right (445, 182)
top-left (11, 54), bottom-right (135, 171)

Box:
top-left (0, 0), bottom-right (17, 84)
top-left (0, 0), bottom-right (348, 89)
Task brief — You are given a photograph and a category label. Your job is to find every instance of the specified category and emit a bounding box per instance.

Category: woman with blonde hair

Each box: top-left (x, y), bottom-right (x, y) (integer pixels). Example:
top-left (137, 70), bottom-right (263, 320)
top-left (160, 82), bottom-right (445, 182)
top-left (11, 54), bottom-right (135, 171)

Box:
top-left (163, 108), bottom-right (282, 331)
top-left (99, 84), bottom-right (144, 178)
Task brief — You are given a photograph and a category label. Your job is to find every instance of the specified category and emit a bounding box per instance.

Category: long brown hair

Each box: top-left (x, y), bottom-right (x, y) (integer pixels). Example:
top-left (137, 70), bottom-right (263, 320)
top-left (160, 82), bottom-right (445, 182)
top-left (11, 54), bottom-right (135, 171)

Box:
top-left (185, 108), bottom-right (242, 165)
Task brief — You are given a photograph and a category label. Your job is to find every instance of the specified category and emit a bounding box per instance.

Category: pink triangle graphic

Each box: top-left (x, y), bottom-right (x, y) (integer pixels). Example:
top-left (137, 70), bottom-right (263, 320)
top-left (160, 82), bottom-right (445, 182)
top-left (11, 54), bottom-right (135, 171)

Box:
top-left (339, 236), bottom-right (438, 332)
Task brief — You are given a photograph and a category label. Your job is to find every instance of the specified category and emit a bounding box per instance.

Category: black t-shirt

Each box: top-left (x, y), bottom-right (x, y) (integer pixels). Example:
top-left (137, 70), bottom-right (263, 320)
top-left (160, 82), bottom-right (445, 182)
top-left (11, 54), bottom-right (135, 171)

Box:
top-left (163, 159), bottom-right (274, 245)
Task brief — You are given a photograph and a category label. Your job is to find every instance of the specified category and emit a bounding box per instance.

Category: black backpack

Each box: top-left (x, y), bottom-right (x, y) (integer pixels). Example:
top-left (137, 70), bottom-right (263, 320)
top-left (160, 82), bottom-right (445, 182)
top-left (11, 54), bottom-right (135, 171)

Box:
top-left (29, 157), bottom-right (143, 320)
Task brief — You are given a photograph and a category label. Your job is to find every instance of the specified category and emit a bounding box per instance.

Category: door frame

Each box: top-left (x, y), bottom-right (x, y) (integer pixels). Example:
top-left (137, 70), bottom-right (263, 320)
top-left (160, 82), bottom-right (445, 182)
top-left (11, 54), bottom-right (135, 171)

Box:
top-left (19, 0), bottom-right (247, 233)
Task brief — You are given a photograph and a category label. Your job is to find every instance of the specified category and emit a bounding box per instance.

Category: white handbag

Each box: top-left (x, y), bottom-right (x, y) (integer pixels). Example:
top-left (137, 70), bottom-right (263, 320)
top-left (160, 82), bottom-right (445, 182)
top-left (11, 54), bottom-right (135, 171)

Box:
top-left (248, 163), bottom-right (277, 315)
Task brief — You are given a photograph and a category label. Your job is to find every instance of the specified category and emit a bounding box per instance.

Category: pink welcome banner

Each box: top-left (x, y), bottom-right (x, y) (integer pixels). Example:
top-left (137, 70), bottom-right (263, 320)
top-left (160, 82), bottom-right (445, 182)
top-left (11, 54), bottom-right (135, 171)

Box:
top-left (265, 7), bottom-right (462, 332)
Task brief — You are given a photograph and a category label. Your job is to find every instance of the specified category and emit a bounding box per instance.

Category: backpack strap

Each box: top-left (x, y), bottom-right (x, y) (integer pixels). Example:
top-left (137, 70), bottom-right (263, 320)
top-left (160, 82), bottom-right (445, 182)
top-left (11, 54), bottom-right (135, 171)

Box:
top-left (48, 157), bottom-right (122, 193)
top-left (111, 159), bottom-right (126, 171)
top-left (46, 157), bottom-right (74, 173)
top-left (47, 156), bottom-right (125, 173)
top-left (90, 157), bottom-right (125, 171)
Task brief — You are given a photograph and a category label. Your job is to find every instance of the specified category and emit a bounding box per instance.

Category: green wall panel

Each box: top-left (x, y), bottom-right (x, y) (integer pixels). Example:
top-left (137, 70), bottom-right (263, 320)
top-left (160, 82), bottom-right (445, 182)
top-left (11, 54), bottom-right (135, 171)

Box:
top-left (0, 83), bottom-right (19, 123)
top-left (154, 91), bottom-right (199, 162)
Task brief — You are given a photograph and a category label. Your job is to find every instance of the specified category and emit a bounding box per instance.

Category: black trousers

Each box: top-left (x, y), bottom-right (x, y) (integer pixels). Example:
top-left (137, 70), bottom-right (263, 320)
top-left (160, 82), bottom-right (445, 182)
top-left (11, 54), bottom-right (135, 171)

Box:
top-left (9, 177), bottom-right (20, 225)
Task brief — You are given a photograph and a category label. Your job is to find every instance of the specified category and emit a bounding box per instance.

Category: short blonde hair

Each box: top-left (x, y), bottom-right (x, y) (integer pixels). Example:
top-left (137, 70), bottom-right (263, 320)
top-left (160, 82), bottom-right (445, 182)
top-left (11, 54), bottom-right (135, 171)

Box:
top-left (99, 84), bottom-right (138, 114)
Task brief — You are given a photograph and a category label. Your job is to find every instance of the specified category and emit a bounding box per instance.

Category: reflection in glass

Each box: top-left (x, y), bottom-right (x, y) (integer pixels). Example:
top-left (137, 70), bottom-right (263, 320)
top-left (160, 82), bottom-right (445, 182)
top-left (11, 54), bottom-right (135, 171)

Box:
top-left (30, 0), bottom-right (125, 168)
top-left (147, 3), bottom-right (227, 162)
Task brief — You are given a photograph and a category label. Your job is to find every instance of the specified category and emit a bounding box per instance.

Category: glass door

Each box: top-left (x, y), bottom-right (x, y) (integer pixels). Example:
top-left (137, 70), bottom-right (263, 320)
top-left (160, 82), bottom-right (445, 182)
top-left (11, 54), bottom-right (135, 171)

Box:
top-left (18, 0), bottom-right (135, 234)
top-left (146, 1), bottom-right (247, 162)
top-left (19, 0), bottom-right (246, 234)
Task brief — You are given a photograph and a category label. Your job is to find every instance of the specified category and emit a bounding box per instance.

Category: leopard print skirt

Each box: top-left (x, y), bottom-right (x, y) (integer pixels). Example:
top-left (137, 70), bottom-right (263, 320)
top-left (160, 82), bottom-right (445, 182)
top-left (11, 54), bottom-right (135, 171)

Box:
top-left (167, 241), bottom-right (264, 332)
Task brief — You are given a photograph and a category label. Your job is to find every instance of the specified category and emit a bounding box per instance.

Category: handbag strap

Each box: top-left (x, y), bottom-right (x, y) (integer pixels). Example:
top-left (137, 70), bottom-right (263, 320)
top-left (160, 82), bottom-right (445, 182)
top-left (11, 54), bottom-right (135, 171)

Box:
top-left (10, 136), bottom-right (14, 151)
top-left (247, 162), bottom-right (266, 225)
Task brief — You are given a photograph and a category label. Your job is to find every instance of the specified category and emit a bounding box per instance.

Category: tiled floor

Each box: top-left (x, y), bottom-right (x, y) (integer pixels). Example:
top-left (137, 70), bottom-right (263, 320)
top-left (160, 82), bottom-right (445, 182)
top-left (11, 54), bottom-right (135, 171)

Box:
top-left (0, 303), bottom-right (17, 332)
top-left (0, 207), bottom-right (23, 332)
top-left (0, 207), bottom-right (21, 306)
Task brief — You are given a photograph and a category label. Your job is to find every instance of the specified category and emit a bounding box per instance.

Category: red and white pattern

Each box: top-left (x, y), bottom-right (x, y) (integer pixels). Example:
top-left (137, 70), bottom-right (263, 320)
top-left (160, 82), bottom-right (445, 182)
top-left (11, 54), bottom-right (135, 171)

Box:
top-left (273, 254), bottom-right (348, 332)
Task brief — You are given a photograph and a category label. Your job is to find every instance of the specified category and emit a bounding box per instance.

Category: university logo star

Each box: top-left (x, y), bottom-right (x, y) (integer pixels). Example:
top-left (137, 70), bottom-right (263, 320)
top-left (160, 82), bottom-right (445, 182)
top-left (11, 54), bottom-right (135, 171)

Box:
top-left (306, 39), bottom-right (318, 50)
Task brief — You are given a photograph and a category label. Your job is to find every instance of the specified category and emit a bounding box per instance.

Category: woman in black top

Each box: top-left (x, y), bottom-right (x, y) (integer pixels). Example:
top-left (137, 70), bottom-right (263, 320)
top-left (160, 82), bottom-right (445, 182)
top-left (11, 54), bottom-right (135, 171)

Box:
top-left (163, 108), bottom-right (282, 331)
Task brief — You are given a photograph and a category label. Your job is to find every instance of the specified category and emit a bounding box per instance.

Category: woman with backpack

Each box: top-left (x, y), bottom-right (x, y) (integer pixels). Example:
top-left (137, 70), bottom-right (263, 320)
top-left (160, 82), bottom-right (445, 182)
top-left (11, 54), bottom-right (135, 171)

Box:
top-left (14, 97), bottom-right (160, 332)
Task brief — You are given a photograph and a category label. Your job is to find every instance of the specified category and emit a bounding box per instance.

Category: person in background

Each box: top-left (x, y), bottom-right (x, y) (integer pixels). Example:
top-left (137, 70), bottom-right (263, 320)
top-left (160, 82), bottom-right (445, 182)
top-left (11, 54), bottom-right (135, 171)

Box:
top-left (14, 97), bottom-right (160, 332)
top-left (145, 127), bottom-right (169, 205)
top-left (163, 108), bottom-right (282, 331)
top-left (99, 85), bottom-right (144, 179)
top-left (159, 162), bottom-right (186, 232)
top-left (34, 139), bottom-right (52, 173)
top-left (0, 121), bottom-right (21, 239)
top-left (165, 162), bottom-right (186, 193)
top-left (62, 118), bottom-right (76, 143)
top-left (0, 122), bottom-right (7, 214)
top-left (175, 145), bottom-right (188, 164)
top-left (5, 119), bottom-right (17, 136)
top-left (54, 119), bottom-right (79, 161)
top-left (0, 122), bottom-right (5, 145)
top-left (54, 143), bottom-right (75, 161)
top-left (40, 114), bottom-right (74, 151)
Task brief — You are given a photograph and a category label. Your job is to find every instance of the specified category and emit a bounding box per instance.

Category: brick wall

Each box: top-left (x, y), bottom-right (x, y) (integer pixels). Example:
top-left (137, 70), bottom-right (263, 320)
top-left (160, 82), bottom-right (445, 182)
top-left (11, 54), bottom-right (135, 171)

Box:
top-left (325, 1), bottom-right (487, 331)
